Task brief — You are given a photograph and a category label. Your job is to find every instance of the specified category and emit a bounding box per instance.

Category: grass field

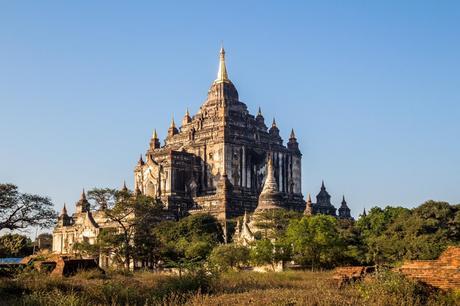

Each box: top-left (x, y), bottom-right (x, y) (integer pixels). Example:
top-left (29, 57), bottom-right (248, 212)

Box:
top-left (0, 269), bottom-right (458, 305)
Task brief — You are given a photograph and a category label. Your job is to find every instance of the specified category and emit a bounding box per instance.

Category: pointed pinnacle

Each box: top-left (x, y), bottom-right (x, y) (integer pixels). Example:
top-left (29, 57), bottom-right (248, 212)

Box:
top-left (152, 129), bottom-right (158, 139)
top-left (272, 118), bottom-right (277, 127)
top-left (321, 180), bottom-right (325, 189)
top-left (216, 46), bottom-right (229, 81)
top-left (61, 203), bottom-right (68, 216)
top-left (290, 128), bottom-right (296, 139)
top-left (170, 116), bottom-right (176, 128)
top-left (307, 193), bottom-right (312, 203)
top-left (81, 188), bottom-right (86, 200)
top-left (185, 108), bottom-right (190, 117)
top-left (122, 180), bottom-right (128, 191)
top-left (257, 107), bottom-right (262, 116)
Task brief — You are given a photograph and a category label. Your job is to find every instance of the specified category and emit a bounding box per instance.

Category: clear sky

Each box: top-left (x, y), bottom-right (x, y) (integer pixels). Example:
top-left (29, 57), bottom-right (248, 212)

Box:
top-left (1, 1), bottom-right (459, 221)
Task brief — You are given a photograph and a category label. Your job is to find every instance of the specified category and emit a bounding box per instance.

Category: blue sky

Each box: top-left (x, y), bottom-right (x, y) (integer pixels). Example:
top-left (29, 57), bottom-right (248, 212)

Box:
top-left (1, 1), bottom-right (459, 220)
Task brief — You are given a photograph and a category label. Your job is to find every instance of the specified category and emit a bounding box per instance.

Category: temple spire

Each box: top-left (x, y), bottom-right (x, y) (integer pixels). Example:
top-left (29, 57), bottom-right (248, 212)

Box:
top-left (261, 156), bottom-right (278, 193)
top-left (272, 118), bottom-right (277, 127)
top-left (60, 203), bottom-right (68, 216)
top-left (183, 108), bottom-right (192, 125)
top-left (138, 154), bottom-right (144, 166)
top-left (290, 128), bottom-right (296, 139)
top-left (216, 47), bottom-right (229, 82)
top-left (304, 193), bottom-right (313, 216)
top-left (81, 188), bottom-right (86, 200)
top-left (170, 116), bottom-right (176, 128)
top-left (257, 107), bottom-right (262, 116)
top-left (152, 129), bottom-right (158, 139)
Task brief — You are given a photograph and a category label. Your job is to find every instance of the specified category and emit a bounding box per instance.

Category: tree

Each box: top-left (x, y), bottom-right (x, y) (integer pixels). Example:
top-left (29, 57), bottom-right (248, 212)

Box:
top-left (87, 188), bottom-right (117, 210)
top-left (337, 219), bottom-right (367, 265)
top-left (154, 214), bottom-right (224, 275)
top-left (286, 215), bottom-right (344, 269)
top-left (209, 244), bottom-right (250, 271)
top-left (86, 187), bottom-right (164, 270)
top-left (356, 201), bottom-right (460, 265)
top-left (0, 184), bottom-right (56, 231)
top-left (0, 234), bottom-right (33, 257)
top-left (250, 239), bottom-right (276, 270)
top-left (252, 209), bottom-right (302, 240)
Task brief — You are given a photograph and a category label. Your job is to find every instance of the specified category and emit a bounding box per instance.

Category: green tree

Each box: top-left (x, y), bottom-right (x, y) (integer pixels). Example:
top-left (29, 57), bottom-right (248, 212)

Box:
top-left (286, 215), bottom-right (344, 269)
top-left (356, 201), bottom-right (460, 264)
top-left (209, 244), bottom-right (250, 271)
top-left (250, 239), bottom-right (275, 269)
top-left (337, 219), bottom-right (367, 265)
top-left (356, 206), bottom-right (411, 264)
top-left (85, 188), bottom-right (164, 270)
top-left (0, 184), bottom-right (56, 231)
top-left (0, 234), bottom-right (33, 257)
top-left (154, 214), bottom-right (223, 275)
top-left (87, 188), bottom-right (117, 210)
top-left (251, 209), bottom-right (302, 240)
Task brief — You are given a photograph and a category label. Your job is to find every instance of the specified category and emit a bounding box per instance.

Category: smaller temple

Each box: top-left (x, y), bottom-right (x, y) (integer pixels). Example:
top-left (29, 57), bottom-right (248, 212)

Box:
top-left (52, 187), bottom-right (128, 268)
top-left (338, 196), bottom-right (353, 220)
top-left (254, 157), bottom-right (283, 212)
top-left (233, 211), bottom-right (255, 246)
top-left (306, 181), bottom-right (353, 220)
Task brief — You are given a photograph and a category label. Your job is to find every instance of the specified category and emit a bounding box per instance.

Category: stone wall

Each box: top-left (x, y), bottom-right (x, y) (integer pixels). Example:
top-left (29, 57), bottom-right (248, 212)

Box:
top-left (397, 246), bottom-right (460, 290)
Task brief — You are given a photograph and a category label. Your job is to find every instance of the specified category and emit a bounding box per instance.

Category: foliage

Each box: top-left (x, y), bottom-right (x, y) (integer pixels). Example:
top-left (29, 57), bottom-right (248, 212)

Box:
top-left (355, 270), bottom-right (452, 306)
top-left (154, 214), bottom-right (224, 274)
top-left (249, 239), bottom-right (274, 268)
top-left (79, 188), bottom-right (165, 269)
top-left (356, 201), bottom-right (460, 265)
top-left (251, 209), bottom-right (302, 239)
top-left (0, 233), bottom-right (33, 257)
top-left (87, 188), bottom-right (117, 210)
top-left (286, 215), bottom-right (345, 269)
top-left (209, 244), bottom-right (250, 271)
top-left (0, 184), bottom-right (56, 231)
top-left (337, 219), bottom-right (367, 265)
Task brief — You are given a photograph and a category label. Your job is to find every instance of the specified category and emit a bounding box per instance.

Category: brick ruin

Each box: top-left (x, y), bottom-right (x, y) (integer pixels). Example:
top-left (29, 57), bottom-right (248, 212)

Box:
top-left (396, 246), bottom-right (460, 290)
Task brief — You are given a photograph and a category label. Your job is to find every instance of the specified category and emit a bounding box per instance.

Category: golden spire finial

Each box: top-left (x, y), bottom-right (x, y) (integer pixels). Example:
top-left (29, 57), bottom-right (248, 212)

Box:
top-left (170, 116), bottom-right (176, 128)
top-left (216, 46), bottom-right (229, 82)
top-left (152, 129), bottom-right (158, 139)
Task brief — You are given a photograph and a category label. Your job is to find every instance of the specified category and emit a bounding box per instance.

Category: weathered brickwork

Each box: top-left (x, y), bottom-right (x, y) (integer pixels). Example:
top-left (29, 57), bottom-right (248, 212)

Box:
top-left (397, 246), bottom-right (460, 290)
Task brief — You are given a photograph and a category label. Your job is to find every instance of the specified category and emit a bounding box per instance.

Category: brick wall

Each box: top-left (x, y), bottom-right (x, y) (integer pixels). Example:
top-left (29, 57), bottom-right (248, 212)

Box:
top-left (397, 246), bottom-right (460, 290)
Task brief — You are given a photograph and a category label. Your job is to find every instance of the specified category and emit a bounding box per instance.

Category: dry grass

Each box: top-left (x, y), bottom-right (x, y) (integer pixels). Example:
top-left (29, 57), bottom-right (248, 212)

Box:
top-left (0, 269), bottom-right (458, 306)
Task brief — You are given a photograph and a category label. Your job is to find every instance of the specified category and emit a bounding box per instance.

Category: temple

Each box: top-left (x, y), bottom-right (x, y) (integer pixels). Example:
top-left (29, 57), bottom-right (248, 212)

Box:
top-left (134, 48), bottom-right (304, 220)
top-left (51, 48), bottom-right (354, 262)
